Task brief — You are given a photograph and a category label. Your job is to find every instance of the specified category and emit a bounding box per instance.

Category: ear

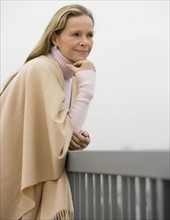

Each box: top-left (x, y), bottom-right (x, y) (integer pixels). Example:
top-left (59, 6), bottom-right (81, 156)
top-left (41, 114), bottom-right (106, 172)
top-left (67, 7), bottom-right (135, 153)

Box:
top-left (51, 32), bottom-right (58, 46)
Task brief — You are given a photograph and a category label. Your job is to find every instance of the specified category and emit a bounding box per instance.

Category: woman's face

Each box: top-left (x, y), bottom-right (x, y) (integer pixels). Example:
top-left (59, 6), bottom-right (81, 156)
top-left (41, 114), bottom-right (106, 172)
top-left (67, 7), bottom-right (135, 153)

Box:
top-left (54, 15), bottom-right (94, 62)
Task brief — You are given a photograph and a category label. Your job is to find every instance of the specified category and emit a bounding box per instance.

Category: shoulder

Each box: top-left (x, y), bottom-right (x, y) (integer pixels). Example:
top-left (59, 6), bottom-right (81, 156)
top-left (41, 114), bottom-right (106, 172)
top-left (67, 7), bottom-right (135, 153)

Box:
top-left (24, 56), bottom-right (61, 74)
top-left (20, 56), bottom-right (64, 84)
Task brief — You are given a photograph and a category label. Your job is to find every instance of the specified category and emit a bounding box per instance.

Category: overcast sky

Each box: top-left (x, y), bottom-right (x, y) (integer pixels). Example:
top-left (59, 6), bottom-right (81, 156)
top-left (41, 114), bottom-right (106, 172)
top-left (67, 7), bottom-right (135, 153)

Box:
top-left (1, 0), bottom-right (169, 150)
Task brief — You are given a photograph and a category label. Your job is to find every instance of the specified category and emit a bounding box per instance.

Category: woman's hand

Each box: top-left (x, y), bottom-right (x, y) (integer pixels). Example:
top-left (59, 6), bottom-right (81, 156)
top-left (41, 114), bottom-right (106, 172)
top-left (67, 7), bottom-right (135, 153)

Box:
top-left (69, 131), bottom-right (90, 150)
top-left (67, 60), bottom-right (96, 74)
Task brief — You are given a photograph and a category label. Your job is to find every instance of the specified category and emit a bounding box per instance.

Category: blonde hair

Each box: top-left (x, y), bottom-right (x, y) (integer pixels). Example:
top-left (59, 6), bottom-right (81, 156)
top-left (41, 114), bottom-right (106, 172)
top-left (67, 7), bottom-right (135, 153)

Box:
top-left (25, 4), bottom-right (94, 63)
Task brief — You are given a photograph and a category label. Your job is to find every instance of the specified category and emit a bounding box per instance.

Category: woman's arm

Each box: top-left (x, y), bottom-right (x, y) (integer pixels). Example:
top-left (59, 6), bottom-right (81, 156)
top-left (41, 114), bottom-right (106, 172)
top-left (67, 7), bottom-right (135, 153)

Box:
top-left (67, 60), bottom-right (96, 150)
top-left (67, 60), bottom-right (96, 133)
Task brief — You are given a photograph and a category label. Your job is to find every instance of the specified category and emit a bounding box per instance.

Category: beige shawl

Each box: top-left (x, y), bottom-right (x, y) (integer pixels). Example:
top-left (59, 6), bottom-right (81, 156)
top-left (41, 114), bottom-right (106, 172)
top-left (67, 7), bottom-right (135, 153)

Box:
top-left (0, 56), bottom-right (78, 219)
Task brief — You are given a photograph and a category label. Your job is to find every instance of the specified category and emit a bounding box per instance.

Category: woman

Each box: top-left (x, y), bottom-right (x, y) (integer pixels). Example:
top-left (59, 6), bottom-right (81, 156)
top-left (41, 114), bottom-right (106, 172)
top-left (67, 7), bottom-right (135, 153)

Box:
top-left (1, 4), bottom-right (96, 219)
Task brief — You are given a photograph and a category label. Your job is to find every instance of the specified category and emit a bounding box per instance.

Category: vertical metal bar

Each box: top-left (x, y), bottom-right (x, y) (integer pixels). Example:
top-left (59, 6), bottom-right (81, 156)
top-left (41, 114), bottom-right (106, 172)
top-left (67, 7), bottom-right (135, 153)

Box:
top-left (92, 174), bottom-right (96, 219)
top-left (85, 173), bottom-right (93, 219)
top-left (103, 175), bottom-right (109, 220)
top-left (78, 173), bottom-right (82, 220)
top-left (108, 175), bottom-right (118, 219)
top-left (117, 175), bottom-right (123, 220)
top-left (79, 173), bottom-right (85, 219)
top-left (108, 175), bottom-right (113, 219)
top-left (122, 176), bottom-right (128, 219)
top-left (150, 178), bottom-right (157, 219)
top-left (146, 178), bottom-right (157, 220)
top-left (100, 174), bottom-right (104, 220)
top-left (135, 177), bottom-right (146, 220)
top-left (156, 179), bottom-right (164, 220)
top-left (146, 178), bottom-right (152, 219)
top-left (135, 177), bottom-right (140, 220)
top-left (127, 177), bottom-right (131, 220)
top-left (138, 177), bottom-right (146, 220)
top-left (85, 173), bottom-right (88, 219)
top-left (74, 173), bottom-right (80, 220)
top-left (88, 173), bottom-right (93, 219)
top-left (110, 175), bottom-right (117, 219)
top-left (95, 174), bottom-right (101, 220)
top-left (128, 177), bottom-right (136, 220)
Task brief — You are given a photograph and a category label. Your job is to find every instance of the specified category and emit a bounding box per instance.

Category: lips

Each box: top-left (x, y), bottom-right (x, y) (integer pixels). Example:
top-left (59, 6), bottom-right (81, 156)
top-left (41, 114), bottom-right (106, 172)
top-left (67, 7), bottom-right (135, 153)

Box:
top-left (75, 50), bottom-right (89, 56)
top-left (75, 50), bottom-right (88, 53)
top-left (73, 50), bottom-right (89, 60)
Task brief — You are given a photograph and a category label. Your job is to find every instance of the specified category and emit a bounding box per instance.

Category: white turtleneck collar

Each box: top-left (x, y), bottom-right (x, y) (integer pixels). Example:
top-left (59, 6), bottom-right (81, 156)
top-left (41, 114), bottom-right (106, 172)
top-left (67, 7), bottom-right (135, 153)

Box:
top-left (47, 46), bottom-right (74, 80)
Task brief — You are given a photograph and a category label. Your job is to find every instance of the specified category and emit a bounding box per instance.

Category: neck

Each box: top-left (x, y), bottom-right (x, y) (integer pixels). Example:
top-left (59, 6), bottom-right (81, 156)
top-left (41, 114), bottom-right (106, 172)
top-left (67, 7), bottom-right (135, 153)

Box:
top-left (47, 46), bottom-right (74, 80)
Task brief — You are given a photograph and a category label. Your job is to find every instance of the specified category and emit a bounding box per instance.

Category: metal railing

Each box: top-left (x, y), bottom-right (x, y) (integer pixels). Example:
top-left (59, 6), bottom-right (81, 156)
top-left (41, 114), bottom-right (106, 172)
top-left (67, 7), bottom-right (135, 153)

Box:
top-left (66, 150), bottom-right (170, 220)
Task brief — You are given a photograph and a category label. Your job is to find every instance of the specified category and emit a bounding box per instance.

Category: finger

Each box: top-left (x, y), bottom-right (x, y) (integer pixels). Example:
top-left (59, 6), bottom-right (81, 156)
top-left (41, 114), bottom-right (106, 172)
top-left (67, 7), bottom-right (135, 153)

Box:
top-left (67, 63), bottom-right (82, 73)
top-left (69, 144), bottom-right (78, 151)
top-left (67, 60), bottom-right (95, 73)
top-left (71, 136), bottom-right (87, 149)
top-left (82, 131), bottom-right (90, 138)
top-left (69, 145), bottom-right (74, 150)
top-left (69, 139), bottom-right (81, 150)
top-left (69, 144), bottom-right (80, 151)
top-left (66, 64), bottom-right (77, 73)
top-left (81, 137), bottom-right (90, 148)
top-left (73, 131), bottom-right (88, 142)
top-left (73, 60), bottom-right (84, 67)
top-left (72, 132), bottom-right (81, 144)
top-left (74, 60), bottom-right (91, 67)
top-left (82, 132), bottom-right (88, 137)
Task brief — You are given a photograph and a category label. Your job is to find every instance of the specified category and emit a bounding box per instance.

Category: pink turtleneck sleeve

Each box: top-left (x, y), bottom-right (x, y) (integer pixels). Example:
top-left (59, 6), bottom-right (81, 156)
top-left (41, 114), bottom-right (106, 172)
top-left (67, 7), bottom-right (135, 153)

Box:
top-left (69, 70), bottom-right (96, 133)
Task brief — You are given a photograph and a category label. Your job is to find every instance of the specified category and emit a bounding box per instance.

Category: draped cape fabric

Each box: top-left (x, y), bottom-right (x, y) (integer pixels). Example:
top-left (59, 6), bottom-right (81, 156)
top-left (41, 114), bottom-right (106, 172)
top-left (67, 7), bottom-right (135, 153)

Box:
top-left (0, 56), bottom-right (78, 219)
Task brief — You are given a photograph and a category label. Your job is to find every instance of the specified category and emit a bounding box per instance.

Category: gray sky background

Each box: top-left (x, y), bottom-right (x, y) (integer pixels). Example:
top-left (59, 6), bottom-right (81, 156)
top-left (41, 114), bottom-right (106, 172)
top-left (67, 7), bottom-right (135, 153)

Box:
top-left (1, 0), bottom-right (169, 150)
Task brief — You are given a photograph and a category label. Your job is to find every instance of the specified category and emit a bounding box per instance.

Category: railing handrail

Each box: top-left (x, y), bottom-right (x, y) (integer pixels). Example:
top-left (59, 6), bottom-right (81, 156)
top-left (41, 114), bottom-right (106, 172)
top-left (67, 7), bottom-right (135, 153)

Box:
top-left (67, 150), bottom-right (170, 179)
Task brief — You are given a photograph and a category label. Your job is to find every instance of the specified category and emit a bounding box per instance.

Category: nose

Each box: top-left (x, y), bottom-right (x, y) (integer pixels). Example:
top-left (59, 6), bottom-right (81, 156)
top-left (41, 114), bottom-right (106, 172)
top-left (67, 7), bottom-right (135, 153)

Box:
top-left (80, 36), bottom-right (88, 46)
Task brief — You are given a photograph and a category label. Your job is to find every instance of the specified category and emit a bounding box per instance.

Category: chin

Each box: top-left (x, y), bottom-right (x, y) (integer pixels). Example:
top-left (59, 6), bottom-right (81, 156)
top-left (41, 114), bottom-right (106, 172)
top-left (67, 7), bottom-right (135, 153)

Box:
top-left (69, 58), bottom-right (84, 63)
top-left (69, 55), bottom-right (88, 62)
top-left (76, 56), bottom-right (87, 61)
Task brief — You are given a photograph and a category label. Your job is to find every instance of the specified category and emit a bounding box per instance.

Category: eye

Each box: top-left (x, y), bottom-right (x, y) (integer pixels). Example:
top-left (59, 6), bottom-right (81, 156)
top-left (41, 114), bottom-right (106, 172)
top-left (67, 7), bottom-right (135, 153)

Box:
top-left (87, 32), bottom-right (94, 38)
top-left (73, 32), bottom-right (80, 37)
